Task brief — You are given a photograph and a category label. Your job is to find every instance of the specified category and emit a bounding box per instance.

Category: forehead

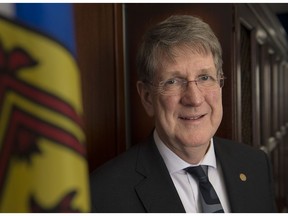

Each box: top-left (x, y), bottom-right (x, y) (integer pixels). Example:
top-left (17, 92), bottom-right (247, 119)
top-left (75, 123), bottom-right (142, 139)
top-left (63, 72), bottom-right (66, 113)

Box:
top-left (156, 47), bottom-right (216, 77)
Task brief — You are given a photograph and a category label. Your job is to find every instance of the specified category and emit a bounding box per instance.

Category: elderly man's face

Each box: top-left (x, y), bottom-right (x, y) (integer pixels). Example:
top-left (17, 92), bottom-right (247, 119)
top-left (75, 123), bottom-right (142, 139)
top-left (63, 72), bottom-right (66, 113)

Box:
top-left (138, 48), bottom-right (223, 157)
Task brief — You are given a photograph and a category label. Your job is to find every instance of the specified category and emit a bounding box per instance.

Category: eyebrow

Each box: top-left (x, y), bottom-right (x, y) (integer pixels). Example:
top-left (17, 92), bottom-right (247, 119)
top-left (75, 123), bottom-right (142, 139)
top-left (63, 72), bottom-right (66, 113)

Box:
top-left (164, 67), bottom-right (216, 78)
top-left (198, 68), bottom-right (217, 75)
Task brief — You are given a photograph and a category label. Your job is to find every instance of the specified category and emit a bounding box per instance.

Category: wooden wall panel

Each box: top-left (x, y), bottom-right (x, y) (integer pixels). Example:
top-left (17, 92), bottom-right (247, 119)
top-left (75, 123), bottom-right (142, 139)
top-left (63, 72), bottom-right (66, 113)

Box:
top-left (236, 4), bottom-right (288, 211)
top-left (74, 4), bottom-right (125, 172)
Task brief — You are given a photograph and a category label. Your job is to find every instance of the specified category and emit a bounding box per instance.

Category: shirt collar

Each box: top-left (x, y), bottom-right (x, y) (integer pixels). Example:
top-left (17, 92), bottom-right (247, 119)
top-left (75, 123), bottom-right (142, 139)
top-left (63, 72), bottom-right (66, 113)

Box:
top-left (154, 129), bottom-right (217, 174)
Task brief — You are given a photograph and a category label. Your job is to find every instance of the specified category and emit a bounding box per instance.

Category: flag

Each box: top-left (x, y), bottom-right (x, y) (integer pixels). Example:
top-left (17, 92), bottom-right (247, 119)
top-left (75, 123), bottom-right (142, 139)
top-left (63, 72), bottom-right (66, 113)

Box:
top-left (0, 3), bottom-right (90, 212)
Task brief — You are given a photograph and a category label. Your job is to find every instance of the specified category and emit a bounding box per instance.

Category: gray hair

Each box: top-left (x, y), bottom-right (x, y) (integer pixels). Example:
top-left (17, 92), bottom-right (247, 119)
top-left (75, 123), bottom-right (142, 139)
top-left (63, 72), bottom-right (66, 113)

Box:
top-left (136, 15), bottom-right (223, 82)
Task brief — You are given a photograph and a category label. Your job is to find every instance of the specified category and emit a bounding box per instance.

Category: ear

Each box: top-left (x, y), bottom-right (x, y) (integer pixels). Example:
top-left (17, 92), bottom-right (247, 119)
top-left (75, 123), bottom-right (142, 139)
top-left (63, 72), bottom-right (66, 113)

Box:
top-left (136, 81), bottom-right (155, 117)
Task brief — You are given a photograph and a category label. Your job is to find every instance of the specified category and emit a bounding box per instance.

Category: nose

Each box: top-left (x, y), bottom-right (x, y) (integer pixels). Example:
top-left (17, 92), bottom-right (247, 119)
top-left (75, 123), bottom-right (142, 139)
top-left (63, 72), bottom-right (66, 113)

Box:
top-left (180, 81), bottom-right (204, 106)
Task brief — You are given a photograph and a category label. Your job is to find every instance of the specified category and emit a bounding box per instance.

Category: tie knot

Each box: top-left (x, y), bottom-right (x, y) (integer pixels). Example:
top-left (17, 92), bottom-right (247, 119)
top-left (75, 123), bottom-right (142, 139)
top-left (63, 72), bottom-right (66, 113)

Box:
top-left (184, 165), bottom-right (208, 182)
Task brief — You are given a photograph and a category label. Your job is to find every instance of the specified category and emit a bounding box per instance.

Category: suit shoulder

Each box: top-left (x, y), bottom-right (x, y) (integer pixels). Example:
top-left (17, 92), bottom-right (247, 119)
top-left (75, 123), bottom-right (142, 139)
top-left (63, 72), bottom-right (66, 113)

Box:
top-left (214, 136), bottom-right (261, 150)
top-left (213, 136), bottom-right (267, 160)
top-left (89, 142), bottom-right (151, 212)
top-left (90, 143), bottom-right (141, 180)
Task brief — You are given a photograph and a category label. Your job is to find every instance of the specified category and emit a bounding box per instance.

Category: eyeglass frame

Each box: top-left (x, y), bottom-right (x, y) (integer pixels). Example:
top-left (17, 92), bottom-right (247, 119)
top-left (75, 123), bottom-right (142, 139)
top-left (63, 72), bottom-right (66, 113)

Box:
top-left (144, 74), bottom-right (225, 95)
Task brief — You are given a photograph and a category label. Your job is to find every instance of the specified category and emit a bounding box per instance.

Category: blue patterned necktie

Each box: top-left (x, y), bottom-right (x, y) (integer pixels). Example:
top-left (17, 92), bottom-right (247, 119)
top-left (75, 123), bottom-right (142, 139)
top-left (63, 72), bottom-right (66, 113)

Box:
top-left (184, 165), bottom-right (224, 213)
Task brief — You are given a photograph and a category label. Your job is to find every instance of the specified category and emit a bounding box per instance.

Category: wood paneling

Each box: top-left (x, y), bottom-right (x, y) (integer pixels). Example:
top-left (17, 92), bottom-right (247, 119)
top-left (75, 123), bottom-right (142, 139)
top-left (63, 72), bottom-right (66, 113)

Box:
top-left (236, 4), bottom-right (288, 211)
top-left (74, 4), bottom-right (126, 172)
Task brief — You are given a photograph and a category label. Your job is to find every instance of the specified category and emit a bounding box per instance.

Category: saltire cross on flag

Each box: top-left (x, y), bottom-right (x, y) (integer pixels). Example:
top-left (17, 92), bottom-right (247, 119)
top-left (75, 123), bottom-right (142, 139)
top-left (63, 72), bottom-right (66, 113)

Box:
top-left (0, 3), bottom-right (90, 212)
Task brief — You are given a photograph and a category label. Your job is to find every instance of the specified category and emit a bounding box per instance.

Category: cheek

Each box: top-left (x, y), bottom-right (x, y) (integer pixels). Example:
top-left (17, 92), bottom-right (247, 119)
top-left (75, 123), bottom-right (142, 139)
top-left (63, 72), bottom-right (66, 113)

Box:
top-left (154, 96), bottom-right (179, 125)
top-left (154, 95), bottom-right (179, 117)
top-left (207, 88), bottom-right (222, 103)
top-left (207, 90), bottom-right (223, 118)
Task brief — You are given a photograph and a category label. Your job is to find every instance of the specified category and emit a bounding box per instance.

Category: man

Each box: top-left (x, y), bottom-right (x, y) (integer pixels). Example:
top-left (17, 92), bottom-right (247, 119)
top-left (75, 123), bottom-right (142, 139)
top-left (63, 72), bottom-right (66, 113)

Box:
top-left (90, 15), bottom-right (276, 213)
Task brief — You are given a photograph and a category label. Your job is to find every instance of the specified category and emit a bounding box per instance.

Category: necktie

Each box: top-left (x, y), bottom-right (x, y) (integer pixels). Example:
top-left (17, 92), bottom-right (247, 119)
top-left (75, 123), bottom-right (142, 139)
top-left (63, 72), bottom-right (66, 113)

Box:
top-left (184, 165), bottom-right (224, 213)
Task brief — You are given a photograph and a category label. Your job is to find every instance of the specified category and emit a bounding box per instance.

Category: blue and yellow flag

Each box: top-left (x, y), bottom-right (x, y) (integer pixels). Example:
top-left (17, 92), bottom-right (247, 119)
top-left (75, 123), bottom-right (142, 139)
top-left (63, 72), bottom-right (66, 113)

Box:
top-left (0, 3), bottom-right (90, 212)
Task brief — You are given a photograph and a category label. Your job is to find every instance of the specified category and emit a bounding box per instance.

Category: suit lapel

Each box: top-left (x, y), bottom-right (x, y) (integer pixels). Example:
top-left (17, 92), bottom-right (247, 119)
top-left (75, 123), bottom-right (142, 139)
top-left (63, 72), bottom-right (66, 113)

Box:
top-left (134, 136), bottom-right (185, 213)
top-left (133, 136), bottom-right (273, 213)
top-left (214, 137), bottom-right (256, 212)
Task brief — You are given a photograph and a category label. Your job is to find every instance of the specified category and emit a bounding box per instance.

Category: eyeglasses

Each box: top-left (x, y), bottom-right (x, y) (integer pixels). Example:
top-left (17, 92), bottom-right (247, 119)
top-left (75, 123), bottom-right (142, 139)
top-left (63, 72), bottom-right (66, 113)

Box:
top-left (149, 75), bottom-right (225, 95)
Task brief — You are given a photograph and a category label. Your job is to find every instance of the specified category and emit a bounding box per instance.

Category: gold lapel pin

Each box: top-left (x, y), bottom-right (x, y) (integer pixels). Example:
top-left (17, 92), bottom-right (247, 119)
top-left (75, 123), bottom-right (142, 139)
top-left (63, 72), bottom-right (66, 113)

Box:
top-left (239, 173), bottom-right (247, 181)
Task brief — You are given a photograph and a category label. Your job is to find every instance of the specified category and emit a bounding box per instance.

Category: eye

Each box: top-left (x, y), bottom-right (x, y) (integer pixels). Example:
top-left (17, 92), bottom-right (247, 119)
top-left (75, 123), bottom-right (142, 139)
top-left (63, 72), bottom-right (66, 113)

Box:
top-left (198, 75), bottom-right (215, 82)
top-left (164, 78), bottom-right (181, 85)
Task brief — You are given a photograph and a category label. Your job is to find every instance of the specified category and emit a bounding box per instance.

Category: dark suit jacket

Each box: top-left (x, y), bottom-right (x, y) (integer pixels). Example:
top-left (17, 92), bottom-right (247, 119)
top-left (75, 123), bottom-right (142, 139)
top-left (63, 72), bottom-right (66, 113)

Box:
top-left (90, 135), bottom-right (277, 213)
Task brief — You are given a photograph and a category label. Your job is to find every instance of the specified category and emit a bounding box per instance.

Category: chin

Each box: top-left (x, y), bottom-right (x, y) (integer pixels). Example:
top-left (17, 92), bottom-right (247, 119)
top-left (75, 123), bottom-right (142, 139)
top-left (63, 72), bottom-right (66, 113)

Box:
top-left (178, 135), bottom-right (211, 147)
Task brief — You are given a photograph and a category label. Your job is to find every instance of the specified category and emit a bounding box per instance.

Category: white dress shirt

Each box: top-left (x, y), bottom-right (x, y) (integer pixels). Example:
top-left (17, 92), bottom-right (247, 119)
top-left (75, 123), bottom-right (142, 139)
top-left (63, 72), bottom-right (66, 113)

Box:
top-left (154, 130), bottom-right (231, 213)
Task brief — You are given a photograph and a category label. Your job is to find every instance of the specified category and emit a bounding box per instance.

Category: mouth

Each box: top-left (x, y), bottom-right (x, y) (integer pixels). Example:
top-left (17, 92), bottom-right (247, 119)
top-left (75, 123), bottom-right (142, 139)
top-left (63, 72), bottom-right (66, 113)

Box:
top-left (179, 114), bottom-right (206, 121)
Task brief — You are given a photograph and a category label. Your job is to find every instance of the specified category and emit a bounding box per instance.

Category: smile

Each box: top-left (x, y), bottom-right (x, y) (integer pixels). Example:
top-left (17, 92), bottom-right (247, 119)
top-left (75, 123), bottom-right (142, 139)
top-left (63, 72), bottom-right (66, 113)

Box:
top-left (179, 114), bottom-right (206, 120)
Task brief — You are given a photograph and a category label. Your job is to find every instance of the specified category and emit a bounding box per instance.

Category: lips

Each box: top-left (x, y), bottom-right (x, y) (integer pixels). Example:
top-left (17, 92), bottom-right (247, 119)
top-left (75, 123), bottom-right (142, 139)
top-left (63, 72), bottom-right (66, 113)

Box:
top-left (179, 114), bottom-right (206, 120)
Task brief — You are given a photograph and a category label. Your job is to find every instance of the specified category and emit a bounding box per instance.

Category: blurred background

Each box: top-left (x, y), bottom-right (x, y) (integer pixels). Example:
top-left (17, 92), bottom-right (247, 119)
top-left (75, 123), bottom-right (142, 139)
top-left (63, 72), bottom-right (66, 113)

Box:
top-left (1, 2), bottom-right (288, 213)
